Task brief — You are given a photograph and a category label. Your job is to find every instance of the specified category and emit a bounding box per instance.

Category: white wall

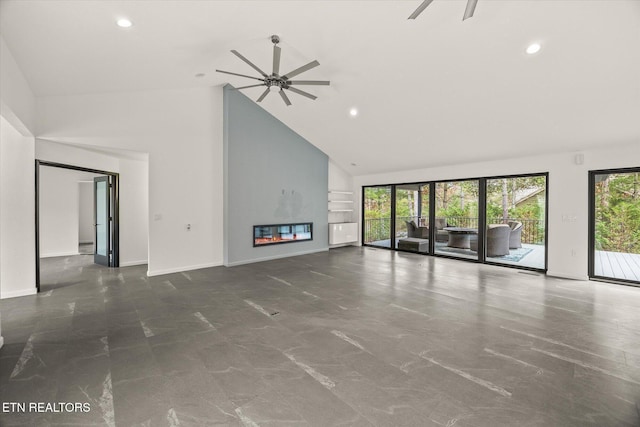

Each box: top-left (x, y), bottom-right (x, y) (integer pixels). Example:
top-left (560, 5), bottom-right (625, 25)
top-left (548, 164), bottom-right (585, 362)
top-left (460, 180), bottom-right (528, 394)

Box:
top-left (119, 158), bottom-right (149, 266)
top-left (0, 115), bottom-right (36, 298)
top-left (39, 168), bottom-right (97, 257)
top-left (36, 139), bottom-right (120, 172)
top-left (37, 87), bottom-right (223, 276)
top-left (0, 36), bottom-right (36, 135)
top-left (0, 35), bottom-right (37, 338)
top-left (78, 182), bottom-right (93, 243)
top-left (354, 142), bottom-right (640, 280)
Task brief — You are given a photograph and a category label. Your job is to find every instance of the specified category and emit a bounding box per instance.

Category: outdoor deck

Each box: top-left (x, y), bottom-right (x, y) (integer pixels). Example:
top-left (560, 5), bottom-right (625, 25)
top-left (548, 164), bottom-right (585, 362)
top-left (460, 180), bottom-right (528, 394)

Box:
top-left (595, 250), bottom-right (640, 282)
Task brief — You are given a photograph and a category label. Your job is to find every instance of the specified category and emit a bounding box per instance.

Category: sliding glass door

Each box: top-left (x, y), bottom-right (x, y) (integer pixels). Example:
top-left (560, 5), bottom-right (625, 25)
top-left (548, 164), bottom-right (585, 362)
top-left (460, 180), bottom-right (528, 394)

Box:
top-left (395, 184), bottom-right (429, 253)
top-left (362, 174), bottom-right (547, 272)
top-left (590, 168), bottom-right (640, 284)
top-left (485, 175), bottom-right (547, 269)
top-left (434, 180), bottom-right (479, 260)
top-left (363, 186), bottom-right (392, 248)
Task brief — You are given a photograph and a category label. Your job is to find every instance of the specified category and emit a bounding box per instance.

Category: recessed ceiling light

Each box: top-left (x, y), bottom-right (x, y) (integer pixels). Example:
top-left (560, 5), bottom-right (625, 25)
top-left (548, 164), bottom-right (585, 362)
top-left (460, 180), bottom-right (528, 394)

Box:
top-left (195, 73), bottom-right (206, 78)
top-left (349, 108), bottom-right (358, 117)
top-left (116, 18), bottom-right (133, 28)
top-left (351, 162), bottom-right (357, 166)
top-left (526, 43), bottom-right (541, 55)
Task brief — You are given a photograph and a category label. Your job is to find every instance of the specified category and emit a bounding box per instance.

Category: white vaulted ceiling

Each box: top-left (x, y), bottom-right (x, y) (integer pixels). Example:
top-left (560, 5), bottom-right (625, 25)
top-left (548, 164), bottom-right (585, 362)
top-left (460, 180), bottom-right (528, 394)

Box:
top-left (1, 0), bottom-right (639, 175)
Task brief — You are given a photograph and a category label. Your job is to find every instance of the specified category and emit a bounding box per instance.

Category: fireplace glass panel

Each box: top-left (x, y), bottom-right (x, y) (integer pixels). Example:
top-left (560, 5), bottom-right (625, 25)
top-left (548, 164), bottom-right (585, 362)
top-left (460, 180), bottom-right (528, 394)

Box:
top-left (254, 223), bottom-right (313, 246)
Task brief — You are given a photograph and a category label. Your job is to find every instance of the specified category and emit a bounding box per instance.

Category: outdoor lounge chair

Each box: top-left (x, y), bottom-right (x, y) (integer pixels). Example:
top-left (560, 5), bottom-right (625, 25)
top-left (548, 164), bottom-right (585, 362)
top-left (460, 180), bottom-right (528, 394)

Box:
top-left (507, 220), bottom-right (523, 249)
top-left (405, 220), bottom-right (429, 239)
top-left (469, 224), bottom-right (511, 257)
top-left (434, 218), bottom-right (449, 242)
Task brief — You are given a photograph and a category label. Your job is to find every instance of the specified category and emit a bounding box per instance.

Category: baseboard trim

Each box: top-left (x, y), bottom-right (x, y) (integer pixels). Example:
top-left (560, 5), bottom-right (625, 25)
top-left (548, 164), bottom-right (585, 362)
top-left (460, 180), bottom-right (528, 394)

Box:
top-left (40, 251), bottom-right (81, 258)
top-left (329, 243), bottom-right (357, 249)
top-left (1, 287), bottom-right (38, 299)
top-left (225, 248), bottom-right (329, 267)
top-left (147, 261), bottom-right (222, 277)
top-left (120, 260), bottom-right (148, 267)
top-left (546, 271), bottom-right (589, 281)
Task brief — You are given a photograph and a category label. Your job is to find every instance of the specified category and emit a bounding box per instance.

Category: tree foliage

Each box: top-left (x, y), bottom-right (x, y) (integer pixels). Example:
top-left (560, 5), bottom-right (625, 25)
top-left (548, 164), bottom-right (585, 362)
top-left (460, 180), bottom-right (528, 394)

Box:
top-left (595, 172), bottom-right (640, 254)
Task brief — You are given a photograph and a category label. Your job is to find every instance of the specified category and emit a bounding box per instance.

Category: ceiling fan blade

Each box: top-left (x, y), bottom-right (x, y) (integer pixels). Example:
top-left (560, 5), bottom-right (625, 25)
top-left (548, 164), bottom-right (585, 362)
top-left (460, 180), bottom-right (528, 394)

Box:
top-left (282, 60), bottom-right (320, 79)
top-left (287, 87), bottom-right (317, 101)
top-left (463, 0), bottom-right (478, 20)
top-left (288, 80), bottom-right (330, 86)
top-left (273, 45), bottom-right (281, 75)
top-left (231, 50), bottom-right (269, 77)
top-left (408, 0), bottom-right (435, 19)
top-left (216, 69), bottom-right (264, 82)
top-left (234, 84), bottom-right (266, 90)
top-left (256, 88), bottom-right (270, 103)
top-left (279, 89), bottom-right (292, 106)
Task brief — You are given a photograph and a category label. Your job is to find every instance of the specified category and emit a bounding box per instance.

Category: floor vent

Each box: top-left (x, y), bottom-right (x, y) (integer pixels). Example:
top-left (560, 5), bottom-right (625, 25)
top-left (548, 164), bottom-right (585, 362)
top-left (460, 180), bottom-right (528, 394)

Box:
top-left (518, 271), bottom-right (540, 276)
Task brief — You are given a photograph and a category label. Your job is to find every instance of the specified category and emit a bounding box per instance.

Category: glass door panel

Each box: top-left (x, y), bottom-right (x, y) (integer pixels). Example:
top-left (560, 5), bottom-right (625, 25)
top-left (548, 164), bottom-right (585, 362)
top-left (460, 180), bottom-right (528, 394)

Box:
top-left (395, 184), bottom-right (428, 253)
top-left (485, 175), bottom-right (547, 269)
top-left (434, 180), bottom-right (479, 260)
top-left (363, 186), bottom-right (392, 248)
top-left (591, 170), bottom-right (640, 283)
top-left (94, 176), bottom-right (111, 266)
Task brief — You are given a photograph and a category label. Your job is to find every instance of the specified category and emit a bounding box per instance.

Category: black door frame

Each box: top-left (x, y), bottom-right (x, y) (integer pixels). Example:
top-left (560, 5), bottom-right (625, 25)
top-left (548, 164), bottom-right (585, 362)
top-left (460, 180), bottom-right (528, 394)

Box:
top-left (35, 160), bottom-right (120, 292)
top-left (93, 175), bottom-right (112, 267)
top-left (588, 166), bottom-right (640, 286)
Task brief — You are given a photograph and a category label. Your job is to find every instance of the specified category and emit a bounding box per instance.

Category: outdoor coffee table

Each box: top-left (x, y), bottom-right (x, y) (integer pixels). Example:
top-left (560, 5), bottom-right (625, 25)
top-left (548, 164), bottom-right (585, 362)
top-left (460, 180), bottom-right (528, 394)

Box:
top-left (443, 227), bottom-right (478, 249)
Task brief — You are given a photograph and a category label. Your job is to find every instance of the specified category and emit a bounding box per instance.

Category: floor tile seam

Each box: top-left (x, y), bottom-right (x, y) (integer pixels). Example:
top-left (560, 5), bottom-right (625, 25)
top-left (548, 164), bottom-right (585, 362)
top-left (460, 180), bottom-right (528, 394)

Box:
top-left (417, 352), bottom-right (513, 398)
top-left (531, 347), bottom-right (640, 386)
top-left (279, 351), bottom-right (380, 427)
top-left (235, 386), bottom-right (312, 426)
top-left (405, 284), bottom-right (584, 316)
top-left (498, 325), bottom-right (634, 367)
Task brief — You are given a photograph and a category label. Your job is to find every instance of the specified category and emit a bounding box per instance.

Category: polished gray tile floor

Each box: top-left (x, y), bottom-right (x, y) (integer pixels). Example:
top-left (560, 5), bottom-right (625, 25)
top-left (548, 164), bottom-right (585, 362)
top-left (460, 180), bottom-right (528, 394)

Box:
top-left (1, 247), bottom-right (640, 426)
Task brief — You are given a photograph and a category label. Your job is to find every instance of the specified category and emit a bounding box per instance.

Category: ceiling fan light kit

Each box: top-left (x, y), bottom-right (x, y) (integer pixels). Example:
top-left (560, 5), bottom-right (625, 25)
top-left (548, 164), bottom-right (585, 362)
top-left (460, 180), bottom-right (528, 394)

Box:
top-left (216, 35), bottom-right (330, 106)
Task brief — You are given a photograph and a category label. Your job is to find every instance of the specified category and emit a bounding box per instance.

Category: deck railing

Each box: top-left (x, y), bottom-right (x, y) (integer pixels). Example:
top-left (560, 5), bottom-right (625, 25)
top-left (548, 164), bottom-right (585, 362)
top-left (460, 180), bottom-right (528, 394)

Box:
top-left (364, 216), bottom-right (545, 244)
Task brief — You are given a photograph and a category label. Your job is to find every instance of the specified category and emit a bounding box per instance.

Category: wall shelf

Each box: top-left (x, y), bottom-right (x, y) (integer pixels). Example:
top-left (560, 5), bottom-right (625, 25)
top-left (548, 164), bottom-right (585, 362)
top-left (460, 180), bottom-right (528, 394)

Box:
top-left (328, 189), bottom-right (355, 224)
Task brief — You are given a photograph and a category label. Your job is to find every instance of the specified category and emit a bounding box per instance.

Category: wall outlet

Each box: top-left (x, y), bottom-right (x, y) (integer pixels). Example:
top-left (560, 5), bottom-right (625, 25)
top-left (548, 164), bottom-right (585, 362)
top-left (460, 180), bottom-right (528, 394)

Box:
top-left (571, 249), bottom-right (577, 257)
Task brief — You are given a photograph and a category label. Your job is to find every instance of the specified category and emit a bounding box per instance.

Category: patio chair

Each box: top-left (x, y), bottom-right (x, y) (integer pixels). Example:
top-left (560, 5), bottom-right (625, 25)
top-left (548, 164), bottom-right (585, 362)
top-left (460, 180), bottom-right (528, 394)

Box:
top-left (507, 221), bottom-right (523, 249)
top-left (405, 220), bottom-right (429, 239)
top-left (434, 218), bottom-right (449, 242)
top-left (469, 224), bottom-right (510, 257)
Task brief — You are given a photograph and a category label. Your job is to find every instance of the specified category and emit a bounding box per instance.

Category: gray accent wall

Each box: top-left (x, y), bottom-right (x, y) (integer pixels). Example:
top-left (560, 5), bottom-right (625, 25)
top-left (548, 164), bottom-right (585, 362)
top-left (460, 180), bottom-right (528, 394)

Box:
top-left (223, 85), bottom-right (328, 266)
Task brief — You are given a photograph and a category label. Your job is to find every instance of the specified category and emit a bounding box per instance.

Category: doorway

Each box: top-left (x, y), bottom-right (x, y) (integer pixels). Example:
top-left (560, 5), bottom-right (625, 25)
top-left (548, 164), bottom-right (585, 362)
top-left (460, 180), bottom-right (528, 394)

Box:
top-left (35, 160), bottom-right (119, 292)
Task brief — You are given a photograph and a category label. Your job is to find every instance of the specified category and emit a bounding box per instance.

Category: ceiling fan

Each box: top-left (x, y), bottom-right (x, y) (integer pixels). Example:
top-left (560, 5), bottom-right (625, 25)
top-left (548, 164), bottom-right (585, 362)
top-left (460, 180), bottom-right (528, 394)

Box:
top-left (408, 0), bottom-right (479, 21)
top-left (216, 35), bottom-right (330, 106)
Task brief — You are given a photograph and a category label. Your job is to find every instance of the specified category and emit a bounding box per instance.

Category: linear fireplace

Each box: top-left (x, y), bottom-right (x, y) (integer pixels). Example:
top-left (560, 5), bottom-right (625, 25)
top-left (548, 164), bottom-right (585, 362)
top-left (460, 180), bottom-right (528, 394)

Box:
top-left (253, 223), bottom-right (313, 247)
